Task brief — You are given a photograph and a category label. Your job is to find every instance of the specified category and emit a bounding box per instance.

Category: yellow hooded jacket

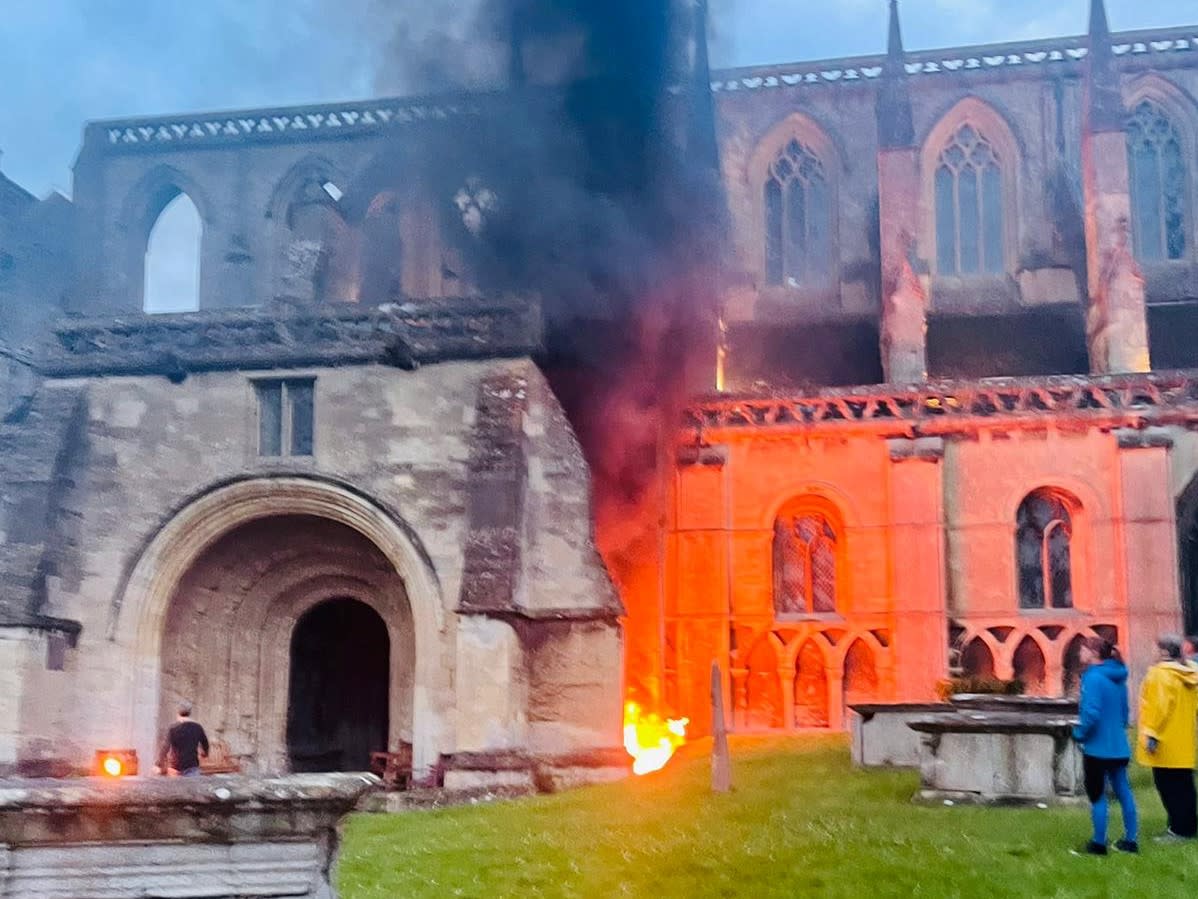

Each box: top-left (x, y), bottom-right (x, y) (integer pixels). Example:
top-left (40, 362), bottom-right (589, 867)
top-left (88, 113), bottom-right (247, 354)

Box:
top-left (1136, 660), bottom-right (1198, 769)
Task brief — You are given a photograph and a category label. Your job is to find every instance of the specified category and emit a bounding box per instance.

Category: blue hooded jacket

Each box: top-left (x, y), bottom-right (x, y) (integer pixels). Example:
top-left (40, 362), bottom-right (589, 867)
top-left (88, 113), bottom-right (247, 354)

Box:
top-left (1072, 659), bottom-right (1131, 760)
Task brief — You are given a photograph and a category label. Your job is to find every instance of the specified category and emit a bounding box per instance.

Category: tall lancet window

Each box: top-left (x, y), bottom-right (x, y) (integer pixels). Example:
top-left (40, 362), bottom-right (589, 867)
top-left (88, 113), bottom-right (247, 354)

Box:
top-left (773, 511), bottom-right (838, 616)
top-left (1016, 490), bottom-right (1075, 611)
top-left (1127, 100), bottom-right (1188, 262)
top-left (764, 139), bottom-right (832, 288)
top-left (934, 124), bottom-right (1005, 276)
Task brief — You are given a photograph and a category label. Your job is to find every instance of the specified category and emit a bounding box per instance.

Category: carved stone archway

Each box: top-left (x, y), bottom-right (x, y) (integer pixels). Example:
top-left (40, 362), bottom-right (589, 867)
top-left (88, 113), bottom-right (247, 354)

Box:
top-left (112, 477), bottom-right (446, 779)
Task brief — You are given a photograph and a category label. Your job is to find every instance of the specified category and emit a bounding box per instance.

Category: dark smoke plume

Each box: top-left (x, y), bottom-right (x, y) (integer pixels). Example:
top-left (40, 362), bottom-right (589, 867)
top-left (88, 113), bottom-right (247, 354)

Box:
top-left (344, 0), bottom-right (726, 698)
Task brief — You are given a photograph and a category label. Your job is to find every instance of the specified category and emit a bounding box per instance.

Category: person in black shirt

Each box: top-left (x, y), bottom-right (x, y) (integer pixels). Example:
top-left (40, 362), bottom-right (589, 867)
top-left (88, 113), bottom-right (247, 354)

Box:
top-left (156, 701), bottom-right (210, 776)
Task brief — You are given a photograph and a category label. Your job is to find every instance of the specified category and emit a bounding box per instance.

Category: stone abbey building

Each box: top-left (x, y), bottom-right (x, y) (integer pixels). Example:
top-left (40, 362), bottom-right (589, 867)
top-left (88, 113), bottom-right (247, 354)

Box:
top-left (2, 0), bottom-right (1198, 779)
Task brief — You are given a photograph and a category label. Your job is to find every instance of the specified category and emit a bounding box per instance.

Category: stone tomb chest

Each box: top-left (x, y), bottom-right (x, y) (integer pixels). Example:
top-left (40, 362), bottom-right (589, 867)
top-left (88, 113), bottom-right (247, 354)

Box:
top-left (0, 773), bottom-right (376, 898)
top-left (908, 710), bottom-right (1084, 805)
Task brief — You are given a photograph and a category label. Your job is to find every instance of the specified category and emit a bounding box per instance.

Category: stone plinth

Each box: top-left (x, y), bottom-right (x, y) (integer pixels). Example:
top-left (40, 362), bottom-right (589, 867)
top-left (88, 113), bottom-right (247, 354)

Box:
top-left (949, 694), bottom-right (1079, 716)
top-left (0, 773), bottom-right (378, 898)
top-left (849, 703), bottom-right (950, 768)
top-left (908, 712), bottom-right (1083, 805)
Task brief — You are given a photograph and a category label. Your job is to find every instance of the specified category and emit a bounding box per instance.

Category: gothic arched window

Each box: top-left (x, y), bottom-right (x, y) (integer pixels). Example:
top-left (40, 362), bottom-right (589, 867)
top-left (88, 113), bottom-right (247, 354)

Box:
top-left (1127, 100), bottom-right (1188, 262)
top-left (360, 192), bottom-right (404, 304)
top-left (764, 139), bottom-right (832, 288)
top-left (773, 511), bottom-right (838, 616)
top-left (144, 191), bottom-right (202, 314)
top-left (1016, 490), bottom-right (1075, 610)
top-left (281, 179), bottom-right (351, 303)
top-left (934, 123), bottom-right (1005, 276)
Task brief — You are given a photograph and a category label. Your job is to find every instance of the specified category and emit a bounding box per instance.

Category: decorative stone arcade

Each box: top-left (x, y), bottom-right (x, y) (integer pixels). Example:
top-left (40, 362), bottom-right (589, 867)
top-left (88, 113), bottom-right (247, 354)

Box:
top-left (663, 373), bottom-right (1194, 734)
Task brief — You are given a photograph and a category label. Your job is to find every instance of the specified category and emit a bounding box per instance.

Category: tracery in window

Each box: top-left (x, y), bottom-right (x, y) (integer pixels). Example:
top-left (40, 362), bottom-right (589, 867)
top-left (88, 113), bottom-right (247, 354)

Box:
top-left (764, 139), bottom-right (832, 288)
top-left (773, 510), bottom-right (838, 616)
top-left (1127, 100), bottom-right (1188, 262)
top-left (1016, 490), bottom-right (1075, 610)
top-left (934, 124), bottom-right (1005, 276)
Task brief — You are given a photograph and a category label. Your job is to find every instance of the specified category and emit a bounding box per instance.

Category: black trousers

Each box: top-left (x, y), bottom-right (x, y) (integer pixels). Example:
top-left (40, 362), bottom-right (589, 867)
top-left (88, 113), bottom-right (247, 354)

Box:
top-left (1152, 767), bottom-right (1198, 838)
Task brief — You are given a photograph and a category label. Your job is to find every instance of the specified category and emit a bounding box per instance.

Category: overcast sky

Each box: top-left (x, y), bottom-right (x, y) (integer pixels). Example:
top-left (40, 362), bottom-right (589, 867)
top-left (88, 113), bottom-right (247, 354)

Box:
top-left (0, 0), bottom-right (1193, 198)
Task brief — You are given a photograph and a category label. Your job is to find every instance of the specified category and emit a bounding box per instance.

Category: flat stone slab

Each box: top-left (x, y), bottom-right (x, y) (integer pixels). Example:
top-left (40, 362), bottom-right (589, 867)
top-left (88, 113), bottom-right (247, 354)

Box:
top-left (950, 694), bottom-right (1079, 715)
top-left (0, 773), bottom-right (378, 812)
top-left (908, 711), bottom-right (1077, 735)
top-left (849, 703), bottom-right (951, 718)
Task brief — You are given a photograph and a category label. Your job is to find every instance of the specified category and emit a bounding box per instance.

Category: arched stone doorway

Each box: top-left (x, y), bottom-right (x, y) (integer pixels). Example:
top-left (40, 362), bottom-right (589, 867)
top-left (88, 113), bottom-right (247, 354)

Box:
top-left (115, 478), bottom-right (445, 779)
top-left (158, 515), bottom-right (414, 774)
top-left (287, 598), bottom-right (390, 772)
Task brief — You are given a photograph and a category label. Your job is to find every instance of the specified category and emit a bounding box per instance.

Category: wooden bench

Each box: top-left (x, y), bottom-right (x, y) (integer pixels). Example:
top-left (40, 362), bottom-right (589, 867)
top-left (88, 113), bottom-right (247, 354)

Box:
top-left (370, 743), bottom-right (413, 790)
top-left (200, 739), bottom-right (241, 775)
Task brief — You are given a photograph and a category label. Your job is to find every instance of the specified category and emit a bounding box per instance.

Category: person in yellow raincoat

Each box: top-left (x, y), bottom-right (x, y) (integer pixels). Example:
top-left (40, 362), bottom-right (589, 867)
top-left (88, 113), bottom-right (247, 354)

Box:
top-left (1137, 634), bottom-right (1198, 840)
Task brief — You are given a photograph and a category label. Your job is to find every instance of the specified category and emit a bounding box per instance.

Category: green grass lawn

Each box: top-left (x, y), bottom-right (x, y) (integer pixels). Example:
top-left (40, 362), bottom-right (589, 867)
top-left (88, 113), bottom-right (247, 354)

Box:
top-left (338, 735), bottom-right (1198, 898)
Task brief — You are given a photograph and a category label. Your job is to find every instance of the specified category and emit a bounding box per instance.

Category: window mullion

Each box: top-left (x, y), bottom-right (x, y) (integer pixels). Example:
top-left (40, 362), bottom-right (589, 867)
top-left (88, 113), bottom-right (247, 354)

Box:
top-left (782, 179), bottom-right (791, 283)
top-left (970, 166), bottom-right (980, 272)
top-left (281, 383), bottom-right (293, 456)
top-left (807, 543), bottom-right (815, 614)
top-left (1154, 143), bottom-right (1164, 255)
top-left (1041, 531), bottom-right (1052, 609)
top-left (953, 171), bottom-right (962, 275)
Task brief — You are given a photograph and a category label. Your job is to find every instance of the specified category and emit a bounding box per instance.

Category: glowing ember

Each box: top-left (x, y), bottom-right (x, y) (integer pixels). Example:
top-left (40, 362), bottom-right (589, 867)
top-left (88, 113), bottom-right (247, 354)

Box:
top-left (101, 756), bottom-right (123, 778)
top-left (623, 701), bottom-right (688, 775)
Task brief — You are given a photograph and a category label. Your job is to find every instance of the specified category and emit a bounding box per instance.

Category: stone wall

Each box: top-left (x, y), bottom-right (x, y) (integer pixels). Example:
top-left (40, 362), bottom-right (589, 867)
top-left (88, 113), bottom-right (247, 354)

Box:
top-left (0, 180), bottom-right (74, 353)
top-left (670, 375), bottom-right (1194, 733)
top-left (0, 352), bottom-right (623, 784)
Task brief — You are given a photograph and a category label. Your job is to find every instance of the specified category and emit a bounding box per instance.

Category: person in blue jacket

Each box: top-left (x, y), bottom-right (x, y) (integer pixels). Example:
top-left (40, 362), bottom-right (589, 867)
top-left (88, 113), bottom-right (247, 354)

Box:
top-left (1072, 637), bottom-right (1138, 855)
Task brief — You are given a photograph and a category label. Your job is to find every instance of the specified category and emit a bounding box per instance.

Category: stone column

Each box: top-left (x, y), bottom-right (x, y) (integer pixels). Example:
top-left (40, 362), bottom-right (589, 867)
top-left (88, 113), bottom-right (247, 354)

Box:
top-left (1082, 1), bottom-right (1151, 374)
top-left (888, 437), bottom-right (949, 700)
top-left (731, 667), bottom-right (749, 730)
top-left (1116, 429), bottom-right (1180, 695)
top-left (778, 668), bottom-right (796, 731)
top-left (826, 666), bottom-right (845, 731)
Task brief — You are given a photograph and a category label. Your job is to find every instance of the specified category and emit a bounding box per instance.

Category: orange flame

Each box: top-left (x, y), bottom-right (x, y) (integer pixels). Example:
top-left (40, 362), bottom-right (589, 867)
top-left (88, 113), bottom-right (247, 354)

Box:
top-left (101, 756), bottom-right (123, 778)
top-left (623, 701), bottom-right (688, 775)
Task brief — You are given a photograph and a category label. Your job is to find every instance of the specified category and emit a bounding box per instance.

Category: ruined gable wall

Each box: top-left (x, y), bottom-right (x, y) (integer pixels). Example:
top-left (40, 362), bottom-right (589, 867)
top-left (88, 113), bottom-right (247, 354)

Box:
top-left (73, 139), bottom-right (379, 314)
top-left (72, 126), bottom-right (460, 315)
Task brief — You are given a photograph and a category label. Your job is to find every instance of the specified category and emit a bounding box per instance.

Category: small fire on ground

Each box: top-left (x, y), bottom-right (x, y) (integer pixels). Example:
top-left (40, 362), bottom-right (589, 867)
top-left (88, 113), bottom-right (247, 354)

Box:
top-left (623, 701), bottom-right (688, 775)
